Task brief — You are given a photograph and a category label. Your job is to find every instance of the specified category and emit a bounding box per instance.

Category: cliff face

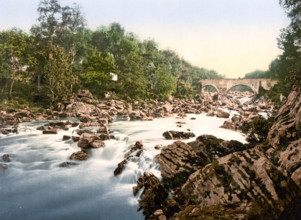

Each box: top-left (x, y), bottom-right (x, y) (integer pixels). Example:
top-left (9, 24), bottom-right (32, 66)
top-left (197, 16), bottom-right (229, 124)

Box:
top-left (268, 86), bottom-right (301, 149)
top-left (136, 88), bottom-right (301, 220)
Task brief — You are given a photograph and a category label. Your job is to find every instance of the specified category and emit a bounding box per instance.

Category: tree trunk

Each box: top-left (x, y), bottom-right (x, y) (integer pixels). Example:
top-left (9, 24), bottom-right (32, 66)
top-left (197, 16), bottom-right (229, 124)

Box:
top-left (9, 78), bottom-right (15, 100)
top-left (70, 42), bottom-right (76, 65)
top-left (38, 74), bottom-right (41, 91)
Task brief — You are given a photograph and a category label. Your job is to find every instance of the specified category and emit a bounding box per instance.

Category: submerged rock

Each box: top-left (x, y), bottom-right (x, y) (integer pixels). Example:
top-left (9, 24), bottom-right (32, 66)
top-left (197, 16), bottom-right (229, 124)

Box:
top-left (59, 161), bottom-right (78, 168)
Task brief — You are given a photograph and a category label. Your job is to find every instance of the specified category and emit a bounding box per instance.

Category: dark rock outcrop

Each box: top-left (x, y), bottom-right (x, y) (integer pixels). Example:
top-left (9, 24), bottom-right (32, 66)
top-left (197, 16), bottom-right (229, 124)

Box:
top-left (133, 172), bottom-right (169, 218)
top-left (156, 141), bottom-right (204, 189)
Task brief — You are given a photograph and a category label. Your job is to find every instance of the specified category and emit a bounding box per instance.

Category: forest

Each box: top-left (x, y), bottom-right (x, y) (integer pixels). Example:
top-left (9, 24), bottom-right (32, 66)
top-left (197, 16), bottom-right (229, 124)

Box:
top-left (0, 0), bottom-right (300, 110)
top-left (0, 0), bottom-right (224, 110)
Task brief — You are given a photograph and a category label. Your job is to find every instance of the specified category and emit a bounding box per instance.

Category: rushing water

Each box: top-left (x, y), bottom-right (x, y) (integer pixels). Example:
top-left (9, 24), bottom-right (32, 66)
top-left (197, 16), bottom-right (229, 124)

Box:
top-left (0, 113), bottom-right (246, 220)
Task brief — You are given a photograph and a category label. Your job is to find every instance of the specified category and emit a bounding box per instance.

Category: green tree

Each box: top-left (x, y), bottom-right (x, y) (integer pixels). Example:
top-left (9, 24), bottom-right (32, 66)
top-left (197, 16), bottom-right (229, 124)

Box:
top-left (0, 29), bottom-right (30, 99)
top-left (244, 70), bottom-right (267, 79)
top-left (33, 42), bottom-right (74, 103)
top-left (81, 49), bottom-right (117, 97)
top-left (154, 64), bottom-right (176, 100)
top-left (31, 0), bottom-right (86, 64)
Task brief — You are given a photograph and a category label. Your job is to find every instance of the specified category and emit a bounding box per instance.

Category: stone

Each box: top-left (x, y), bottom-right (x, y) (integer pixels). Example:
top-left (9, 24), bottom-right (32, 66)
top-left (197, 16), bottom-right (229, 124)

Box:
top-left (59, 162), bottom-right (78, 167)
top-left (0, 163), bottom-right (8, 170)
top-left (162, 131), bottom-right (195, 140)
top-left (78, 133), bottom-right (104, 149)
top-left (43, 129), bottom-right (59, 134)
top-left (216, 110), bottom-right (230, 118)
top-left (63, 135), bottom-right (71, 141)
top-left (156, 141), bottom-right (204, 189)
top-left (36, 126), bottom-right (45, 131)
top-left (72, 136), bottom-right (80, 142)
top-left (114, 159), bottom-right (128, 176)
top-left (206, 110), bottom-right (215, 116)
top-left (70, 151), bottom-right (88, 160)
top-left (2, 154), bottom-right (11, 162)
top-left (133, 172), bottom-right (168, 218)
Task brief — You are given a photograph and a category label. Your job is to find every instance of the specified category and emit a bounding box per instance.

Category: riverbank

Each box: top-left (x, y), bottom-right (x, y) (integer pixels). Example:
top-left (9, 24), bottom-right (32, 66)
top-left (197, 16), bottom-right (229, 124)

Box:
top-left (2, 89), bottom-right (293, 219)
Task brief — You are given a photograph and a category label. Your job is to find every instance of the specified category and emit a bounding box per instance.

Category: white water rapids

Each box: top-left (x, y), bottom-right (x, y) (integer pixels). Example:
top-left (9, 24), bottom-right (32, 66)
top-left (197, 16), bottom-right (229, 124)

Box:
top-left (0, 113), bottom-right (247, 220)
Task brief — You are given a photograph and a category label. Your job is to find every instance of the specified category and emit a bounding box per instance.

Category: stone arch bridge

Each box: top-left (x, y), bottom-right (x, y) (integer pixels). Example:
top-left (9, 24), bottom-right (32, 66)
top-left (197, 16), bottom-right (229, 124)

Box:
top-left (199, 78), bottom-right (278, 94)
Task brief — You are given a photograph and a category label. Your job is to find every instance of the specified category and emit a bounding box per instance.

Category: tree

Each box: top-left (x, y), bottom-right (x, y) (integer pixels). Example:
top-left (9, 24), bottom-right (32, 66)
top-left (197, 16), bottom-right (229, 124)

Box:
top-left (33, 42), bottom-right (74, 103)
top-left (31, 0), bottom-right (86, 64)
top-left (154, 64), bottom-right (176, 100)
top-left (81, 49), bottom-right (117, 97)
top-left (244, 70), bottom-right (268, 79)
top-left (0, 30), bottom-right (30, 99)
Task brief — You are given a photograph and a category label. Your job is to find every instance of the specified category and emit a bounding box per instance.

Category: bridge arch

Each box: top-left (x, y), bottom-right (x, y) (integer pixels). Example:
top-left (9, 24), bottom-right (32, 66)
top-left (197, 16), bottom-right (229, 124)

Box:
top-left (201, 84), bottom-right (219, 93)
top-left (227, 84), bottom-right (256, 93)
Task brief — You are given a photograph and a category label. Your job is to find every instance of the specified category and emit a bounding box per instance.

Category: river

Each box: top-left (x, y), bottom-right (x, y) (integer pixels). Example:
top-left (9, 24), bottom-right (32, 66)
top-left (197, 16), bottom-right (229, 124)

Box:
top-left (0, 112), bottom-right (246, 220)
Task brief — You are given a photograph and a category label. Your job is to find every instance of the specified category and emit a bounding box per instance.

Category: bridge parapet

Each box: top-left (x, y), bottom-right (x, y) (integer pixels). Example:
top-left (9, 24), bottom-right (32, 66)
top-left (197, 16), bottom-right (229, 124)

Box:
top-left (199, 78), bottom-right (278, 94)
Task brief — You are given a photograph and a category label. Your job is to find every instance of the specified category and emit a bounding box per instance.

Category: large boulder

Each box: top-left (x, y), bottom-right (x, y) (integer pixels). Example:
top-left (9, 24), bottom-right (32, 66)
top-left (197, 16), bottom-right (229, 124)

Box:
top-left (77, 133), bottom-right (104, 149)
top-left (156, 141), bottom-right (204, 189)
top-left (70, 151), bottom-right (88, 160)
top-left (216, 110), bottom-right (230, 118)
top-left (133, 172), bottom-right (169, 218)
top-left (174, 148), bottom-right (301, 219)
top-left (268, 86), bottom-right (301, 149)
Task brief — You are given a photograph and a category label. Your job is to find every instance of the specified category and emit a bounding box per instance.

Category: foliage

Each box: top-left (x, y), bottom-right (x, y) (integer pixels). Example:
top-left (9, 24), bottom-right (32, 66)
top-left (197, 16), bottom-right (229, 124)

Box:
top-left (154, 64), bottom-right (176, 100)
top-left (34, 42), bottom-right (74, 103)
top-left (81, 49), bottom-right (117, 97)
top-left (246, 117), bottom-right (275, 146)
top-left (0, 29), bottom-right (31, 100)
top-left (244, 70), bottom-right (268, 79)
top-left (0, 0), bottom-right (227, 109)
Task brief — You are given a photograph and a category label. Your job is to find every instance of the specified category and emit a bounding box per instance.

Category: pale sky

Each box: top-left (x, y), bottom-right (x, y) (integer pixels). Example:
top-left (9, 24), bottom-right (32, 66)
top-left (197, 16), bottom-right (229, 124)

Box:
top-left (0, 0), bottom-right (290, 78)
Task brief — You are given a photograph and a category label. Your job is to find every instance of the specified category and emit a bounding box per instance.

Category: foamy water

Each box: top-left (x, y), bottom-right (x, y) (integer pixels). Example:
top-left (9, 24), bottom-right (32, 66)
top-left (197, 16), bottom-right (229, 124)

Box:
top-left (0, 113), bottom-right (246, 220)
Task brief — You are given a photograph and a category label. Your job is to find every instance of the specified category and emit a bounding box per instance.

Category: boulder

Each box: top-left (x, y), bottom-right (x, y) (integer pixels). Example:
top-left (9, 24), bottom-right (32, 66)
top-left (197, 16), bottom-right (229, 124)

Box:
top-left (206, 110), bottom-right (215, 117)
top-left (2, 154), bottom-right (11, 162)
top-left (70, 151), bottom-right (88, 160)
top-left (63, 135), bottom-right (71, 141)
top-left (174, 148), bottom-right (301, 219)
top-left (156, 141), bottom-right (204, 189)
top-left (43, 129), bottom-right (59, 134)
top-left (78, 133), bottom-right (104, 149)
top-left (133, 172), bottom-right (168, 218)
top-left (114, 159), bottom-right (128, 176)
top-left (216, 110), bottom-right (230, 118)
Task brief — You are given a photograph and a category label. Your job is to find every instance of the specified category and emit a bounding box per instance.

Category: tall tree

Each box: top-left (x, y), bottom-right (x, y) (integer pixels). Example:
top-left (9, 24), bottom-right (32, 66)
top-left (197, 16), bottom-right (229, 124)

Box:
top-left (31, 0), bottom-right (86, 64)
top-left (0, 30), bottom-right (30, 99)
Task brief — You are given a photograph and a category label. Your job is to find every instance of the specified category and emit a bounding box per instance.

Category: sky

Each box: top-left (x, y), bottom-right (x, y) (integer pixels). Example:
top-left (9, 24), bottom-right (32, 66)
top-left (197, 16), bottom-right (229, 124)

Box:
top-left (0, 0), bottom-right (290, 78)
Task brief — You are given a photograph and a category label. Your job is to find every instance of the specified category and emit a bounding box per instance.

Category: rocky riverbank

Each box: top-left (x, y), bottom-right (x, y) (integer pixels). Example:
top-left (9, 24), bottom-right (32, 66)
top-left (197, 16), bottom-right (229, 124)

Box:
top-left (2, 89), bottom-right (290, 219)
top-left (133, 87), bottom-right (301, 219)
